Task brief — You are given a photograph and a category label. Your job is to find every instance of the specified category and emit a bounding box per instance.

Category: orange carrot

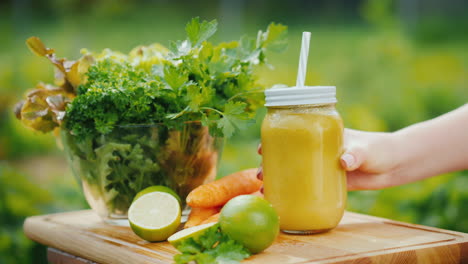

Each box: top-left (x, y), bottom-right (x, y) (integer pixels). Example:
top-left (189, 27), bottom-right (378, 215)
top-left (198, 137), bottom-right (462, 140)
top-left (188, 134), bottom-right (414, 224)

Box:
top-left (186, 168), bottom-right (262, 208)
top-left (201, 212), bottom-right (220, 224)
top-left (184, 207), bottom-right (220, 229)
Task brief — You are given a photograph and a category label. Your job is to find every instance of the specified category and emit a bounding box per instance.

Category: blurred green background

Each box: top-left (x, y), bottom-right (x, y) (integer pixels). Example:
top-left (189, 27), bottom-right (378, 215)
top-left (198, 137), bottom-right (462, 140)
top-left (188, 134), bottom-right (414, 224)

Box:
top-left (1, 0), bottom-right (467, 263)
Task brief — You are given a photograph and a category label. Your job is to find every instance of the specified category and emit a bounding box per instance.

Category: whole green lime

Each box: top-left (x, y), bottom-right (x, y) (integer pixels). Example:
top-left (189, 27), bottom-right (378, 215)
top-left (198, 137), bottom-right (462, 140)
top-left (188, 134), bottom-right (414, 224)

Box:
top-left (219, 195), bottom-right (279, 253)
top-left (134, 185), bottom-right (182, 206)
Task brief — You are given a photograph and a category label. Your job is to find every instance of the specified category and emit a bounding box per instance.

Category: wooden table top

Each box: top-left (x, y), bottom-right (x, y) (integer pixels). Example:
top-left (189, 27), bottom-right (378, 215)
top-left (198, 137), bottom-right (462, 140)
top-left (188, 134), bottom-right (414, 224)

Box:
top-left (24, 210), bottom-right (468, 263)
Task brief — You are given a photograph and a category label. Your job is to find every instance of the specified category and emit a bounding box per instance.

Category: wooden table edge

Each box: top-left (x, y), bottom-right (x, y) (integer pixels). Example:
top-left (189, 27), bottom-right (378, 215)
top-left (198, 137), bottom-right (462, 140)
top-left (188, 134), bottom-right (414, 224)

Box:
top-left (24, 210), bottom-right (468, 264)
top-left (48, 247), bottom-right (97, 264)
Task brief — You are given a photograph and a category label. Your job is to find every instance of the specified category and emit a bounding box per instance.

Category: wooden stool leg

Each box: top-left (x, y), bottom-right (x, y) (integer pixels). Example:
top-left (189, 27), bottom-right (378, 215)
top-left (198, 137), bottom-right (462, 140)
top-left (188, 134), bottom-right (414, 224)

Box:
top-left (47, 248), bottom-right (97, 264)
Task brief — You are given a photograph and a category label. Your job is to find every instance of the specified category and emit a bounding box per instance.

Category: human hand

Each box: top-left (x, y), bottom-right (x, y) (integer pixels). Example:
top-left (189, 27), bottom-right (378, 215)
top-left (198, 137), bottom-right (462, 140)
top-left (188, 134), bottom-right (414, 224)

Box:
top-left (341, 129), bottom-right (400, 190)
top-left (344, 104), bottom-right (468, 189)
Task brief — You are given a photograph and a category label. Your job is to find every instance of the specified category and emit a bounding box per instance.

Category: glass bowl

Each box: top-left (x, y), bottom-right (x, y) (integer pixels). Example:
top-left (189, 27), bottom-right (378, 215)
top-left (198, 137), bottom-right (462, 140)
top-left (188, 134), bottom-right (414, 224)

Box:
top-left (61, 123), bottom-right (222, 225)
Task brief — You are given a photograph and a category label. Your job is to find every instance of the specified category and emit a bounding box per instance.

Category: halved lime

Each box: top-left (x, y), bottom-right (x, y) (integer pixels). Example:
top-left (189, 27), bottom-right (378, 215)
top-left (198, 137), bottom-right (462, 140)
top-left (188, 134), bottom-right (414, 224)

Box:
top-left (168, 222), bottom-right (218, 248)
top-left (134, 185), bottom-right (182, 206)
top-left (128, 192), bottom-right (181, 242)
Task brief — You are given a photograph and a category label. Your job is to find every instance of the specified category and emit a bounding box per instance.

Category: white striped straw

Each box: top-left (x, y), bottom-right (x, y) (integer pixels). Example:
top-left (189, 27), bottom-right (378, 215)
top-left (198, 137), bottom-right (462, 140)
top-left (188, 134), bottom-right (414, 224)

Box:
top-left (295, 32), bottom-right (311, 88)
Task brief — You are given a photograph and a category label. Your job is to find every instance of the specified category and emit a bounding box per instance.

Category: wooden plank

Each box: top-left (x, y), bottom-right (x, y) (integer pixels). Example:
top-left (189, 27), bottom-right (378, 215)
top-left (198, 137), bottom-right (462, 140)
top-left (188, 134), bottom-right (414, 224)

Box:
top-left (24, 210), bottom-right (468, 264)
top-left (48, 248), bottom-right (97, 264)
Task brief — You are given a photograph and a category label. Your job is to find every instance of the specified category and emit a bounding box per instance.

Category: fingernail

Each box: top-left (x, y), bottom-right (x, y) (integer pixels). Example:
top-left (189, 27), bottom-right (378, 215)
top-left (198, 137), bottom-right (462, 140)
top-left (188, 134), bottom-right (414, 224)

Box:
top-left (341, 153), bottom-right (355, 169)
top-left (257, 167), bottom-right (263, 180)
top-left (260, 186), bottom-right (264, 194)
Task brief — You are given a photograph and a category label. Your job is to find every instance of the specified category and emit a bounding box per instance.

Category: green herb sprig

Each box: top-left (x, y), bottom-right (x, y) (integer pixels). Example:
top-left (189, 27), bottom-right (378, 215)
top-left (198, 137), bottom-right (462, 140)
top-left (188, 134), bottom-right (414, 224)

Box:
top-left (174, 224), bottom-right (251, 264)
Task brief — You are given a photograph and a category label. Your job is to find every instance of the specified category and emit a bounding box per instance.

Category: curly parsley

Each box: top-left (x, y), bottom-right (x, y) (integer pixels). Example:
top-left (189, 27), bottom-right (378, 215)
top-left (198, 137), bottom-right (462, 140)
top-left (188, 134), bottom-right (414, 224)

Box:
top-left (64, 18), bottom-right (287, 140)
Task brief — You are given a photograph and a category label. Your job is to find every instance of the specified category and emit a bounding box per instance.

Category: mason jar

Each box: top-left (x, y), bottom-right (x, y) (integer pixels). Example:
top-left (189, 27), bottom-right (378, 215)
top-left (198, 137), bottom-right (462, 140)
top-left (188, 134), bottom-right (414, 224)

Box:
top-left (261, 86), bottom-right (346, 234)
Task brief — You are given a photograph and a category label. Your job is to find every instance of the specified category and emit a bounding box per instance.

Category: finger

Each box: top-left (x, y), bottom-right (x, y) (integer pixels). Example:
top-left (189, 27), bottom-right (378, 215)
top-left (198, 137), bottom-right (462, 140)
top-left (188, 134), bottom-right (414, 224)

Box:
top-left (346, 171), bottom-right (373, 191)
top-left (340, 145), bottom-right (366, 171)
top-left (257, 144), bottom-right (262, 155)
top-left (346, 171), bottom-right (392, 191)
top-left (256, 166), bottom-right (263, 180)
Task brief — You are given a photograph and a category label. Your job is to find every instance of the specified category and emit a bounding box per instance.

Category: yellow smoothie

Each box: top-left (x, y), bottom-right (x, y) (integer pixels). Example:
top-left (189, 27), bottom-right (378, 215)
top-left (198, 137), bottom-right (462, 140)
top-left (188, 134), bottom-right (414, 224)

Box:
top-left (261, 105), bottom-right (346, 232)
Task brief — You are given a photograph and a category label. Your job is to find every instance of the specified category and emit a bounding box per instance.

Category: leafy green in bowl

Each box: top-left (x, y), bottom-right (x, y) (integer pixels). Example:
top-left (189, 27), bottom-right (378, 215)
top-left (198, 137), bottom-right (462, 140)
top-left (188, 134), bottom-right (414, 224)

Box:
top-left (15, 18), bottom-right (287, 223)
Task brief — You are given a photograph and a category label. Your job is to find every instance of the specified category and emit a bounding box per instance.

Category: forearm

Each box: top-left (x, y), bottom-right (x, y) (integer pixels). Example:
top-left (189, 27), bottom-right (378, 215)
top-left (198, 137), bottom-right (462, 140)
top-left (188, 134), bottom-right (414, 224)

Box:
top-left (392, 104), bottom-right (468, 182)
